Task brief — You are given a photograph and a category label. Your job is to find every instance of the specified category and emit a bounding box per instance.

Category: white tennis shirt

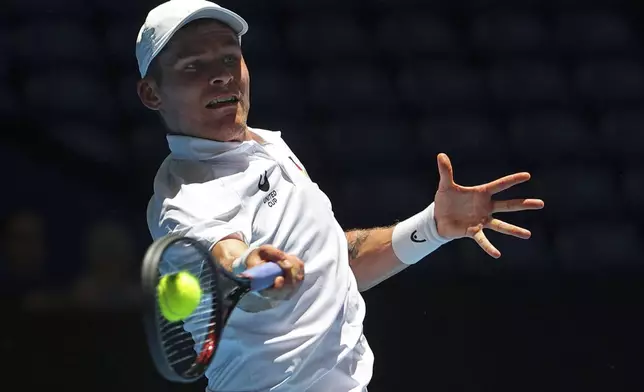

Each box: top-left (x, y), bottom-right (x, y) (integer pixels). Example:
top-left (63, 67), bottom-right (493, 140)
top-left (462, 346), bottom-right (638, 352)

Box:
top-left (147, 128), bottom-right (373, 391)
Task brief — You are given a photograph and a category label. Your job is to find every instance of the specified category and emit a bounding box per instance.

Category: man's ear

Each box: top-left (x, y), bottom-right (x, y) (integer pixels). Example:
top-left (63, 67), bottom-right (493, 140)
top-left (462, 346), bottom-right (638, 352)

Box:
top-left (137, 78), bottom-right (162, 111)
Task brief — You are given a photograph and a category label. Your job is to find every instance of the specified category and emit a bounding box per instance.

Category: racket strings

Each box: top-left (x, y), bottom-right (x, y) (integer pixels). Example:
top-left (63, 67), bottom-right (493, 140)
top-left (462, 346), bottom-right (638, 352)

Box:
top-left (156, 240), bottom-right (221, 373)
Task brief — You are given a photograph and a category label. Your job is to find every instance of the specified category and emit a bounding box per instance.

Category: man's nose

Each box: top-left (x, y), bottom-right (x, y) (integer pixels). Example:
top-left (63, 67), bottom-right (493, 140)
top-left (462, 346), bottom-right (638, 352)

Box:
top-left (209, 70), bottom-right (233, 86)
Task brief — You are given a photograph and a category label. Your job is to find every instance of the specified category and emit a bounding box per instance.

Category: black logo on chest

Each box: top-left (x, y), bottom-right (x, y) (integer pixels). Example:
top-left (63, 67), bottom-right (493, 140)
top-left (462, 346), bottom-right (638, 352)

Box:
top-left (258, 171), bottom-right (270, 192)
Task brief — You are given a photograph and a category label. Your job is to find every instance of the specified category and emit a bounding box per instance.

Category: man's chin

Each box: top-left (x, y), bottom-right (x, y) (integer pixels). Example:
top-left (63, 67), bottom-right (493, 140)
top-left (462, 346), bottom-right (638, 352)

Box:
top-left (202, 119), bottom-right (247, 142)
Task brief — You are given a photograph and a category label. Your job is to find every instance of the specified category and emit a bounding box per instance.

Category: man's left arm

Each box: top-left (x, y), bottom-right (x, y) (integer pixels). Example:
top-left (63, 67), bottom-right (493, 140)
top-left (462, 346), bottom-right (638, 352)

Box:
top-left (346, 227), bottom-right (399, 292)
top-left (346, 226), bottom-right (407, 292)
top-left (346, 202), bottom-right (448, 292)
top-left (345, 153), bottom-right (545, 292)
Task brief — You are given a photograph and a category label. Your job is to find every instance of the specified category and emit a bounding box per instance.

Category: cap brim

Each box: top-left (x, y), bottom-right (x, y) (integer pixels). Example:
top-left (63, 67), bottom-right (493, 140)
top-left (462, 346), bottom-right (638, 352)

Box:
top-left (188, 6), bottom-right (248, 36)
top-left (144, 6), bottom-right (248, 76)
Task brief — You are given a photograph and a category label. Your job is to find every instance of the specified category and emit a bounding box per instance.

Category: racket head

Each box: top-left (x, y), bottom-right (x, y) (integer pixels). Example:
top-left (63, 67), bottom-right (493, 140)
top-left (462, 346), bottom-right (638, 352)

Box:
top-left (141, 234), bottom-right (230, 383)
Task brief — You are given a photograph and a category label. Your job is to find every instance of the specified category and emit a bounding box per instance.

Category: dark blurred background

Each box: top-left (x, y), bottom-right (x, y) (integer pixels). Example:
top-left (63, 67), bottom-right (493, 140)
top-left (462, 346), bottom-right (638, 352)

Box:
top-left (1, 0), bottom-right (643, 390)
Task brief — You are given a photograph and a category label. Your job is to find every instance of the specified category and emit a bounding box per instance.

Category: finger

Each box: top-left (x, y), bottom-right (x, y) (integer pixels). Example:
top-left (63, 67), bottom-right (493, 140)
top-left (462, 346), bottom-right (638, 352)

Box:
top-left (472, 230), bottom-right (501, 258)
top-left (492, 198), bottom-right (545, 213)
top-left (485, 218), bottom-right (531, 239)
top-left (484, 172), bottom-right (531, 195)
top-left (276, 258), bottom-right (304, 284)
top-left (272, 276), bottom-right (285, 289)
top-left (437, 153), bottom-right (455, 189)
top-left (257, 246), bottom-right (287, 262)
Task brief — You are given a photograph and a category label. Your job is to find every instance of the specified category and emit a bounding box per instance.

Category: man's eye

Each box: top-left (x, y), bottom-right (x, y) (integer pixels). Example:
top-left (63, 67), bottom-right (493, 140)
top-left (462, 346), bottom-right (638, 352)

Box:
top-left (183, 63), bottom-right (197, 71)
top-left (223, 56), bottom-right (238, 65)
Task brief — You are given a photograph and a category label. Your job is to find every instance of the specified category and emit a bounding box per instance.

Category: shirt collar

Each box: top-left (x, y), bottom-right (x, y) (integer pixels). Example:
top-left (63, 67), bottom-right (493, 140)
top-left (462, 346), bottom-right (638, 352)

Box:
top-left (166, 134), bottom-right (242, 160)
top-left (166, 128), bottom-right (281, 161)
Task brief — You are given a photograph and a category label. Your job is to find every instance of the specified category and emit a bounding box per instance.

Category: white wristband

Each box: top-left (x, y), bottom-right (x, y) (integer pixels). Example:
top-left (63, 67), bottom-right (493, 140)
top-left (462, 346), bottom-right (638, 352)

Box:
top-left (392, 203), bottom-right (451, 265)
top-left (231, 246), bottom-right (269, 302)
top-left (231, 246), bottom-right (256, 275)
top-left (232, 245), bottom-right (280, 308)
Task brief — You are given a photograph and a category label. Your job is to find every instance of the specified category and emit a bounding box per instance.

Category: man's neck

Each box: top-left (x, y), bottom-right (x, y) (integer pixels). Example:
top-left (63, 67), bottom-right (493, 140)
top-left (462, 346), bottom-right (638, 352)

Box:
top-left (168, 126), bottom-right (264, 144)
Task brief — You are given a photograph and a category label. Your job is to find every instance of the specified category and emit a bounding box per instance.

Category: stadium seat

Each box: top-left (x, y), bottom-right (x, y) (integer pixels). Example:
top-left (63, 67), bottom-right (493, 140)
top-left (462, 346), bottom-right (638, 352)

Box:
top-left (14, 22), bottom-right (102, 68)
top-left (307, 65), bottom-right (395, 114)
top-left (597, 109), bottom-right (644, 157)
top-left (339, 174), bottom-right (432, 226)
top-left (93, 0), bottom-right (151, 20)
top-left (128, 124), bottom-right (171, 174)
top-left (0, 29), bottom-right (11, 78)
top-left (376, 13), bottom-right (461, 58)
top-left (487, 61), bottom-right (568, 108)
top-left (620, 167), bottom-right (644, 215)
top-left (533, 167), bottom-right (618, 220)
top-left (508, 110), bottom-right (595, 162)
top-left (285, 14), bottom-right (370, 62)
top-left (320, 116), bottom-right (416, 172)
top-left (574, 60), bottom-right (644, 105)
top-left (544, 0), bottom-right (631, 10)
top-left (470, 12), bottom-right (548, 55)
top-left (458, 0), bottom-right (543, 9)
top-left (277, 0), bottom-right (358, 9)
top-left (554, 223), bottom-right (642, 271)
top-left (115, 75), bottom-right (142, 116)
top-left (395, 62), bottom-right (486, 111)
top-left (250, 69), bottom-right (307, 116)
top-left (6, 0), bottom-right (93, 21)
top-left (24, 71), bottom-right (116, 124)
top-left (554, 12), bottom-right (639, 55)
top-left (0, 85), bottom-right (18, 123)
top-left (239, 23), bottom-right (284, 65)
top-left (103, 21), bottom-right (142, 71)
top-left (46, 122), bottom-right (126, 169)
top-left (355, 0), bottom-right (417, 8)
top-left (417, 114), bottom-right (507, 164)
top-left (0, 56), bottom-right (9, 83)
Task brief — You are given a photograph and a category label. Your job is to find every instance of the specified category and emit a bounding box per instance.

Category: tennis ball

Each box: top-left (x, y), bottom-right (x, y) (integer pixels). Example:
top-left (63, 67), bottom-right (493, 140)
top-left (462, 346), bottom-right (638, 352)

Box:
top-left (157, 271), bottom-right (202, 322)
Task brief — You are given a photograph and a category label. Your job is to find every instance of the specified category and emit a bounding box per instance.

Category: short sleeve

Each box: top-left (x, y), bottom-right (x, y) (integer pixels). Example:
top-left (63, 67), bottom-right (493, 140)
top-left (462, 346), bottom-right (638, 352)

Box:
top-left (148, 179), bottom-right (251, 250)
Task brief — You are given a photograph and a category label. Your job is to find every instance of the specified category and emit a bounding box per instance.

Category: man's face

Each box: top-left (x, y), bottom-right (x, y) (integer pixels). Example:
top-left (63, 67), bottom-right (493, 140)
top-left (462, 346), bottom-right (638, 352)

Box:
top-left (138, 19), bottom-right (250, 141)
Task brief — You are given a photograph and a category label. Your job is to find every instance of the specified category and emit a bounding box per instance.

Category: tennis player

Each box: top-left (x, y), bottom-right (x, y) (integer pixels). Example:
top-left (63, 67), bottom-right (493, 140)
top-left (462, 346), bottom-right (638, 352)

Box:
top-left (138, 1), bottom-right (544, 391)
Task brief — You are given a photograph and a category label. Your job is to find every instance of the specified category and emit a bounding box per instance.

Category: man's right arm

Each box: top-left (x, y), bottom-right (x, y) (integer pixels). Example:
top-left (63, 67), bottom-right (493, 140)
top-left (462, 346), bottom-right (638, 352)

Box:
top-left (151, 185), bottom-right (303, 311)
top-left (211, 235), bottom-right (305, 312)
top-left (211, 234), bottom-right (250, 273)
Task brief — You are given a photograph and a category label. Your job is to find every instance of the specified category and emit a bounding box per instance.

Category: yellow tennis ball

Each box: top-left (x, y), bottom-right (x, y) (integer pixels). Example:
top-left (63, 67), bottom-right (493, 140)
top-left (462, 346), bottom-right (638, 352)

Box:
top-left (157, 271), bottom-right (202, 322)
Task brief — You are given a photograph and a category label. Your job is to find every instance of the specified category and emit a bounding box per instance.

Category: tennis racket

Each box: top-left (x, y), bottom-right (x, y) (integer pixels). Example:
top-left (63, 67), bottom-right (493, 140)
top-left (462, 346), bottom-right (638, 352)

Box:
top-left (141, 234), bottom-right (283, 383)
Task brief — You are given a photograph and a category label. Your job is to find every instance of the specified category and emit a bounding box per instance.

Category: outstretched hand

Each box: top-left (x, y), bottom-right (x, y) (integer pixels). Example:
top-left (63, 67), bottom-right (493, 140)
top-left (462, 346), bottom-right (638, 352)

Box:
top-left (433, 153), bottom-right (544, 258)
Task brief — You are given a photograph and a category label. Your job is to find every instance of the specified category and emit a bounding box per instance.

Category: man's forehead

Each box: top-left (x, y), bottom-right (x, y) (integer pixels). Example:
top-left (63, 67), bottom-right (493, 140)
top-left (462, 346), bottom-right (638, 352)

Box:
top-left (162, 19), bottom-right (239, 60)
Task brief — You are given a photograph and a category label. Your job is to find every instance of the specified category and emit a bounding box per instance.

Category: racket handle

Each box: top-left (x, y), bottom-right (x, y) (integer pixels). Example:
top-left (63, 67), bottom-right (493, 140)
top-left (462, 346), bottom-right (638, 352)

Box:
top-left (242, 262), bottom-right (284, 291)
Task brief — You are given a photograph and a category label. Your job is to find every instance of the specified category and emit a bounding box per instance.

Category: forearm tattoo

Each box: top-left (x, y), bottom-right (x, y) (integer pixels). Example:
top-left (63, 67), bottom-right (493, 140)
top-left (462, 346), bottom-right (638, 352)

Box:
top-left (347, 230), bottom-right (370, 261)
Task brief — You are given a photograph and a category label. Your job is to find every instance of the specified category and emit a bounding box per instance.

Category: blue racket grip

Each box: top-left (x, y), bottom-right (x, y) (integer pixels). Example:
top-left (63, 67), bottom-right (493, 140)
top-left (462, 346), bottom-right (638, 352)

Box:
top-left (241, 262), bottom-right (284, 291)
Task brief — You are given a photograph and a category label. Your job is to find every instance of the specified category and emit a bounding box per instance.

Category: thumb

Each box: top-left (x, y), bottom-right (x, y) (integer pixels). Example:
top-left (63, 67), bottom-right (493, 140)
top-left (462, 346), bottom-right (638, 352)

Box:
top-left (437, 153), bottom-right (454, 189)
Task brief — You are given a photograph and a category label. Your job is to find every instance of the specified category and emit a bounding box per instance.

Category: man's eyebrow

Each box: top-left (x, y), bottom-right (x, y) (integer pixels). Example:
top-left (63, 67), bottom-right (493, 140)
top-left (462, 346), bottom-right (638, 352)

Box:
top-left (171, 36), bottom-right (240, 61)
top-left (172, 49), bottom-right (206, 61)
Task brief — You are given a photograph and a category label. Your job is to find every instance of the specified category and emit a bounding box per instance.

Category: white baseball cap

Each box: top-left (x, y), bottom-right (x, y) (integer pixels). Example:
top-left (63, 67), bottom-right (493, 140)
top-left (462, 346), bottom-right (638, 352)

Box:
top-left (136, 0), bottom-right (248, 78)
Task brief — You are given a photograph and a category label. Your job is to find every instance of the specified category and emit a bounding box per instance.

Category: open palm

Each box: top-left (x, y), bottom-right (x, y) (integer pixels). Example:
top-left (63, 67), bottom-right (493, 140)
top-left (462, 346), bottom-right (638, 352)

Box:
top-left (433, 153), bottom-right (544, 258)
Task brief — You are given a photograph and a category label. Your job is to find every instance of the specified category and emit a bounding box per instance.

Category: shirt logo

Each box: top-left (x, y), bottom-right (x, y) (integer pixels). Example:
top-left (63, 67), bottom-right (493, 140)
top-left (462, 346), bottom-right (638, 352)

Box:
top-left (258, 171), bottom-right (270, 192)
top-left (410, 230), bottom-right (426, 243)
top-left (289, 156), bottom-right (309, 178)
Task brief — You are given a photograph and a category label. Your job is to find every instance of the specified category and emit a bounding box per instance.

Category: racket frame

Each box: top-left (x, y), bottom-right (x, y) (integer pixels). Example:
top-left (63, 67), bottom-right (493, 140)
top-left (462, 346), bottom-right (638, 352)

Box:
top-left (141, 234), bottom-right (227, 383)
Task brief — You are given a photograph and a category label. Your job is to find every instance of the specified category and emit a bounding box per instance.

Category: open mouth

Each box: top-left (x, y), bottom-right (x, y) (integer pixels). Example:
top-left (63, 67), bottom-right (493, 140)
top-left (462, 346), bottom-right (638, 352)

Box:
top-left (206, 96), bottom-right (239, 109)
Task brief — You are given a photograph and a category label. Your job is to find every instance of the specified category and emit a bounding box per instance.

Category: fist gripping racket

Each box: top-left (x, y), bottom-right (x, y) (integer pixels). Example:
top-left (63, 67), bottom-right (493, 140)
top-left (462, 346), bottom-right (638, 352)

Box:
top-left (141, 234), bottom-right (283, 383)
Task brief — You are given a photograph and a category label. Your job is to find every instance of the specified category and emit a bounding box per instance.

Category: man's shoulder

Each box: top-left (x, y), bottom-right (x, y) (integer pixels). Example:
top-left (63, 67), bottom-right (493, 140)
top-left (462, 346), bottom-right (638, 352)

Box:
top-left (251, 127), bottom-right (302, 155)
top-left (148, 170), bottom-right (242, 229)
top-left (152, 156), bottom-right (236, 203)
